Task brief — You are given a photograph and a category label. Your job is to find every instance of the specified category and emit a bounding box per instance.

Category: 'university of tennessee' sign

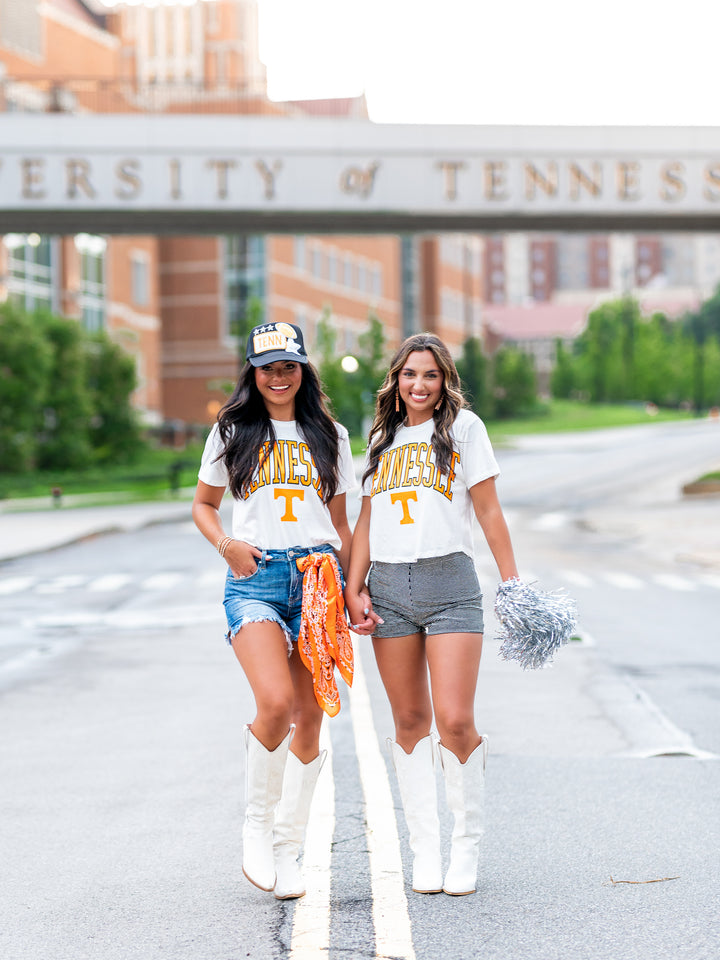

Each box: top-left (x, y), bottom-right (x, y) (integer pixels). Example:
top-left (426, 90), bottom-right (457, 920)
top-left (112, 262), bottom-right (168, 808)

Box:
top-left (2, 115), bottom-right (720, 233)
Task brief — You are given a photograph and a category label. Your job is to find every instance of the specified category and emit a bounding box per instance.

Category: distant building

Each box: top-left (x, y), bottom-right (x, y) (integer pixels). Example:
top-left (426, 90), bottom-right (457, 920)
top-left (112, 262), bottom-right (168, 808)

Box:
top-left (2, 1), bottom-right (718, 426)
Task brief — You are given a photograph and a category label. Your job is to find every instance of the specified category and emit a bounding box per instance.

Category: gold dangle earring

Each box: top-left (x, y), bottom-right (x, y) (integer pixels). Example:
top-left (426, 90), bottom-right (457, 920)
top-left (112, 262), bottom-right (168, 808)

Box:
top-left (395, 388), bottom-right (400, 413)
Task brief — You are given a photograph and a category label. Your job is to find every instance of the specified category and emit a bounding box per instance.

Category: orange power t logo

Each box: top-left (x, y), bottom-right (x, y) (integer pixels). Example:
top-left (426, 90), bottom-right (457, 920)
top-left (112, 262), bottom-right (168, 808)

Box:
top-left (390, 491), bottom-right (417, 524)
top-left (274, 488), bottom-right (304, 521)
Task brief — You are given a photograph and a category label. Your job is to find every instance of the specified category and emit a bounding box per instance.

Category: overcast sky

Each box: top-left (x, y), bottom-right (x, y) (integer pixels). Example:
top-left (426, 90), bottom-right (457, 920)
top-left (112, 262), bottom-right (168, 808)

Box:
top-left (100, 0), bottom-right (720, 126)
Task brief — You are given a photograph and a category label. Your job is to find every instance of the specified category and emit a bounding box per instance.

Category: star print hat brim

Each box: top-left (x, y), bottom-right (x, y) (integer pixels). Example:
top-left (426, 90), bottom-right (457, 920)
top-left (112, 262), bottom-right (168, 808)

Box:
top-left (246, 322), bottom-right (309, 366)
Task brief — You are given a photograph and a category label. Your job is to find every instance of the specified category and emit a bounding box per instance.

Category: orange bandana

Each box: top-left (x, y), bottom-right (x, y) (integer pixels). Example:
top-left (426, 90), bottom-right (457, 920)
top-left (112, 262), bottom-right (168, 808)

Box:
top-left (296, 552), bottom-right (354, 717)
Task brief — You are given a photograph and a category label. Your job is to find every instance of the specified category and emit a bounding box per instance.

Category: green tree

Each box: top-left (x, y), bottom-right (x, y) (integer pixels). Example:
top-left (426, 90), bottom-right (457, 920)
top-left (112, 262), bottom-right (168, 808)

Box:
top-left (633, 314), bottom-right (678, 405)
top-left (85, 332), bottom-right (144, 463)
top-left (550, 339), bottom-right (575, 399)
top-left (35, 312), bottom-right (93, 470)
top-left (314, 309), bottom-right (387, 437)
top-left (355, 311), bottom-right (388, 430)
top-left (0, 302), bottom-right (52, 472)
top-left (490, 346), bottom-right (537, 419)
top-left (456, 336), bottom-right (490, 418)
top-left (619, 296), bottom-right (638, 399)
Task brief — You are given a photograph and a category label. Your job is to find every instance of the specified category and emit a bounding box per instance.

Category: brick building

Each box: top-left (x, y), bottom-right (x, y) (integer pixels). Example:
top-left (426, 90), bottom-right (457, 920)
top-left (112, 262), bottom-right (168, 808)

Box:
top-left (0, 0), bottom-right (484, 426)
top-left (3, 0), bottom-right (717, 428)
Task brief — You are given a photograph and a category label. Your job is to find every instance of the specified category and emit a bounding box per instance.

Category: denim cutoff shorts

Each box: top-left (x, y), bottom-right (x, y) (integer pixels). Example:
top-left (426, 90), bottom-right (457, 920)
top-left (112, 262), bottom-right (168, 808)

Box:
top-left (223, 543), bottom-right (336, 653)
top-left (367, 551), bottom-right (484, 639)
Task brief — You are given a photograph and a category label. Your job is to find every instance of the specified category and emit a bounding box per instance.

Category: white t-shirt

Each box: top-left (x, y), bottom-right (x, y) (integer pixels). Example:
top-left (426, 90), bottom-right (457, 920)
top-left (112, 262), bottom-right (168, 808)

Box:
top-left (199, 419), bottom-right (356, 551)
top-left (361, 409), bottom-right (499, 562)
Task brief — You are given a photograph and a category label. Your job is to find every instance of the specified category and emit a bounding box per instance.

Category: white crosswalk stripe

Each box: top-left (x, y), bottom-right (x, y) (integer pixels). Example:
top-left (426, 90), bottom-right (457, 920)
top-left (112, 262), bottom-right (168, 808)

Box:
top-left (3, 566), bottom-right (719, 599)
top-left (0, 576), bottom-right (37, 595)
top-left (139, 573), bottom-right (184, 591)
top-left (601, 571), bottom-right (645, 590)
top-left (87, 574), bottom-right (134, 593)
top-left (653, 573), bottom-right (697, 592)
top-left (560, 569), bottom-right (594, 588)
top-left (530, 512), bottom-right (570, 531)
top-left (198, 568), bottom-right (226, 588)
top-left (35, 575), bottom-right (88, 594)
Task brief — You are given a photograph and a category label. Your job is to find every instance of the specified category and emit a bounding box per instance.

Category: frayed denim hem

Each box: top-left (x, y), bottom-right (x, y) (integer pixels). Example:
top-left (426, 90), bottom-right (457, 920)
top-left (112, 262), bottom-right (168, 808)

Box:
top-left (225, 616), bottom-right (294, 656)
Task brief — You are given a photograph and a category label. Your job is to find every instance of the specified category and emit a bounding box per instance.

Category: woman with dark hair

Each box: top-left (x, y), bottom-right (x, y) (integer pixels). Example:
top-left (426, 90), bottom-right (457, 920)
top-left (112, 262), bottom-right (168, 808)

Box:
top-left (193, 321), bottom-right (355, 900)
top-left (346, 333), bottom-right (519, 897)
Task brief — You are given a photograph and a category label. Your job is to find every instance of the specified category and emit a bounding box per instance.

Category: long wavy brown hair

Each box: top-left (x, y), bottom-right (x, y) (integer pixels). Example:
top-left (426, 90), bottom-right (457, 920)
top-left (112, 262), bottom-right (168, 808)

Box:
top-left (362, 333), bottom-right (467, 486)
top-left (215, 360), bottom-right (340, 503)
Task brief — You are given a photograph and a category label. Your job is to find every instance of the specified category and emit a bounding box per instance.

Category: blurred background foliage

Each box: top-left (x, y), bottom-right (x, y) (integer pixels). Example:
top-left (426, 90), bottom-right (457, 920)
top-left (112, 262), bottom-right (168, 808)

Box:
top-left (2, 288), bottom-right (717, 497)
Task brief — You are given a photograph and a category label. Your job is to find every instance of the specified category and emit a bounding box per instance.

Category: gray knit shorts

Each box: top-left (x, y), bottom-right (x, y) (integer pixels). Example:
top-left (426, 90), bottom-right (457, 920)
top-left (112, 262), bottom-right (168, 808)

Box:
top-left (367, 551), bottom-right (484, 639)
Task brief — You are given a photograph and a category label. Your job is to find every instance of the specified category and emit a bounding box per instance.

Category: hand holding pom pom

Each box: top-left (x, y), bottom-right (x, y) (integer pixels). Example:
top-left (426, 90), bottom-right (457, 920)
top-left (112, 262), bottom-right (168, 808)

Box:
top-left (494, 577), bottom-right (577, 670)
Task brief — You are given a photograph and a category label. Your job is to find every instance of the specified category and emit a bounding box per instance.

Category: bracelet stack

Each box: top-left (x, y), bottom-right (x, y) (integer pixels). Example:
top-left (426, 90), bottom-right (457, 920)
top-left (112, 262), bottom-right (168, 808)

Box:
top-left (216, 535), bottom-right (234, 558)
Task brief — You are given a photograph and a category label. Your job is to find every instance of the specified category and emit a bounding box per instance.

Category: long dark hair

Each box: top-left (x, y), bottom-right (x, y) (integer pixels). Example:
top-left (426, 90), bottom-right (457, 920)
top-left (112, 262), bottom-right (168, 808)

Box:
top-left (216, 360), bottom-right (340, 503)
top-left (362, 333), bottom-right (466, 486)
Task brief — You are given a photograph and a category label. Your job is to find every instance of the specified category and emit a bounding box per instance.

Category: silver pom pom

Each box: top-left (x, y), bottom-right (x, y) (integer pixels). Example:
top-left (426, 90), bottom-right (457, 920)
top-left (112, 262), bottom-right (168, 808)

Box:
top-left (494, 578), bottom-right (577, 670)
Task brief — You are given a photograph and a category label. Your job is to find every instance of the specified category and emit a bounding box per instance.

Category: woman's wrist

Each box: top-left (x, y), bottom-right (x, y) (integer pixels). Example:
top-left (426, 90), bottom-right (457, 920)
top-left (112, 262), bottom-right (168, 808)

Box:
top-left (216, 535), bottom-right (234, 558)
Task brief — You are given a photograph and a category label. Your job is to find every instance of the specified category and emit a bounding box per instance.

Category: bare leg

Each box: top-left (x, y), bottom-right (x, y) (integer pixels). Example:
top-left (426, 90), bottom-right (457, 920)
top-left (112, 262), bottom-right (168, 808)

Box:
top-left (232, 621), bottom-right (294, 749)
top-left (425, 632), bottom-right (483, 762)
top-left (371, 632), bottom-right (432, 751)
top-left (287, 643), bottom-right (324, 762)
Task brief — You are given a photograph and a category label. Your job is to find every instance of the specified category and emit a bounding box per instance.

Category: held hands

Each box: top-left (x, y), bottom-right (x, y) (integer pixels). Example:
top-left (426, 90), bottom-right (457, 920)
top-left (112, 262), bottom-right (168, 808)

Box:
top-left (345, 589), bottom-right (383, 635)
top-left (224, 540), bottom-right (263, 580)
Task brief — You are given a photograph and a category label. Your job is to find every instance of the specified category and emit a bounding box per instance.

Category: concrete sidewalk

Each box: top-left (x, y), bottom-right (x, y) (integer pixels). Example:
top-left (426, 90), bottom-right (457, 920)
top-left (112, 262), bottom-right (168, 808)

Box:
top-left (0, 497), bottom-right (194, 563)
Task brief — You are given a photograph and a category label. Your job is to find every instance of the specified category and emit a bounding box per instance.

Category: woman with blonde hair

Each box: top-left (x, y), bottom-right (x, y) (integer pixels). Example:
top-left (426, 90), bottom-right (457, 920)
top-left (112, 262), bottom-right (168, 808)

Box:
top-left (346, 333), bottom-right (519, 896)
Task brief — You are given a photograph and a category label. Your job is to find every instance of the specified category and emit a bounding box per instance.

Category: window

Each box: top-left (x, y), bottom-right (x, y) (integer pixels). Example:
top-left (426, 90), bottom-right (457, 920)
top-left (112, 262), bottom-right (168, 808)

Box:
top-left (294, 306), bottom-right (308, 333)
top-left (556, 234), bottom-right (588, 290)
top-left (343, 257), bottom-right (354, 288)
top-left (311, 247), bottom-right (323, 279)
top-left (225, 235), bottom-right (265, 338)
top-left (76, 234), bottom-right (107, 331)
top-left (130, 251), bottom-right (149, 308)
top-left (372, 265), bottom-right (383, 297)
top-left (294, 236), bottom-right (306, 270)
top-left (4, 233), bottom-right (55, 313)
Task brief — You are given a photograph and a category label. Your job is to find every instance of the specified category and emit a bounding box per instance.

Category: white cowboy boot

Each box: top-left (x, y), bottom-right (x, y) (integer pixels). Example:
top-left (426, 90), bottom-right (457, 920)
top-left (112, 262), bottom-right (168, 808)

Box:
top-left (242, 724), bottom-right (293, 892)
top-left (438, 736), bottom-right (489, 896)
top-left (388, 736), bottom-right (443, 893)
top-left (272, 750), bottom-right (327, 900)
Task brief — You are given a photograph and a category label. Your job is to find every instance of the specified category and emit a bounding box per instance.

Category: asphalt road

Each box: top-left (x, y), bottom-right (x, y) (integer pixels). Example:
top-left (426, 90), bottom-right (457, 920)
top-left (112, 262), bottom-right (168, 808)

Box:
top-left (1, 419), bottom-right (719, 960)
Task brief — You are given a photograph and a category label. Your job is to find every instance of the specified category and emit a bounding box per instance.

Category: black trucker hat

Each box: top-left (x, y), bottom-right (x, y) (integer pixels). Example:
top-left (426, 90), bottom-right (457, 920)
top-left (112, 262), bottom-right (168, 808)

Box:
top-left (246, 322), bottom-right (308, 366)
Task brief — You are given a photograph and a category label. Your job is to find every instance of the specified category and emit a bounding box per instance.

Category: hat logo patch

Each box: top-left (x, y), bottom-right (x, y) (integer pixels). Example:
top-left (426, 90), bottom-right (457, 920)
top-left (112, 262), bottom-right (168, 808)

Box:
top-left (253, 328), bottom-right (301, 357)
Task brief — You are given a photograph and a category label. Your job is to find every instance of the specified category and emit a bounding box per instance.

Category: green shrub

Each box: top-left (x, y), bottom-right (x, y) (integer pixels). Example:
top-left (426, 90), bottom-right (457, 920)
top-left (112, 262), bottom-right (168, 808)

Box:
top-left (0, 302), bottom-right (52, 472)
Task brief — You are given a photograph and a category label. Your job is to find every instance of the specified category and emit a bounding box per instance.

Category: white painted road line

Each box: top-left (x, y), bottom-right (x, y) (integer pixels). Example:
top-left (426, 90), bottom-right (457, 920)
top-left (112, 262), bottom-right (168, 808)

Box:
top-left (653, 573), bottom-right (697, 592)
top-left (140, 572), bottom-right (184, 591)
top-left (87, 574), bottom-right (133, 593)
top-left (0, 576), bottom-right (36, 595)
top-left (602, 571), bottom-right (645, 590)
top-left (530, 512), bottom-right (569, 531)
top-left (198, 568), bottom-right (227, 588)
top-left (349, 648), bottom-right (416, 960)
top-left (561, 569), bottom-right (594, 588)
top-left (35, 575), bottom-right (88, 594)
top-left (290, 719), bottom-right (334, 960)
